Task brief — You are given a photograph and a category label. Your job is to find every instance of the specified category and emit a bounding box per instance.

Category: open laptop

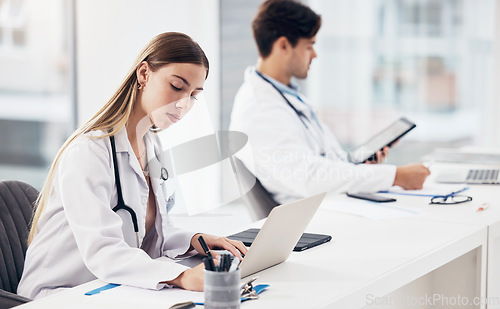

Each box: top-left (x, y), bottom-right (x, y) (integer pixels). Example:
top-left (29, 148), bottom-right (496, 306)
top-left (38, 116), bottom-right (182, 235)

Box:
top-left (435, 168), bottom-right (500, 184)
top-left (236, 192), bottom-right (327, 278)
top-left (176, 192), bottom-right (328, 276)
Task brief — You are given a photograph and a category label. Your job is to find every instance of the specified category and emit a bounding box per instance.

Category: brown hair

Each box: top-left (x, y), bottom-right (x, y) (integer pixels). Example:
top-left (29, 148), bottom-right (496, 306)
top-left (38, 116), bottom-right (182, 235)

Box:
top-left (28, 32), bottom-right (209, 243)
top-left (252, 0), bottom-right (322, 58)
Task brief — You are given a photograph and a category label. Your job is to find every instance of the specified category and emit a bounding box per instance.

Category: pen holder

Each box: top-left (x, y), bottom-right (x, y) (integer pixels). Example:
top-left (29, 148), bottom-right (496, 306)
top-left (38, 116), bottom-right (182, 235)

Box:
top-left (204, 268), bottom-right (241, 309)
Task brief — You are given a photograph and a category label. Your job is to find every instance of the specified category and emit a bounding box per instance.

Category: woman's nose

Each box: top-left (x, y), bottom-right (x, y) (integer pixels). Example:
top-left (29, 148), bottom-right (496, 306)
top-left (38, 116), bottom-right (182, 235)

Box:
top-left (175, 96), bottom-right (195, 110)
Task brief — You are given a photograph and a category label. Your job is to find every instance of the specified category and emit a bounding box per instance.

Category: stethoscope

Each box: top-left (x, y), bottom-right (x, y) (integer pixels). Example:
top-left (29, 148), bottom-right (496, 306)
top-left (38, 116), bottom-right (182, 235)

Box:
top-left (255, 70), bottom-right (326, 157)
top-left (149, 125), bottom-right (169, 181)
top-left (109, 131), bottom-right (169, 247)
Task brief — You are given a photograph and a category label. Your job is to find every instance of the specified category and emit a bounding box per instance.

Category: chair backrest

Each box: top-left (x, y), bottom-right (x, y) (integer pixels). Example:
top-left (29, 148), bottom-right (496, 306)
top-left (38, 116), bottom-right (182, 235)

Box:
top-left (231, 157), bottom-right (279, 221)
top-left (0, 180), bottom-right (38, 294)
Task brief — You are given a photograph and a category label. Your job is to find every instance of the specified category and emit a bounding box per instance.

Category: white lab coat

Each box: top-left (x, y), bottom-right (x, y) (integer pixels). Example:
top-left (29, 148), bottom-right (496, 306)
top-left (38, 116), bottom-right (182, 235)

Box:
top-left (18, 128), bottom-right (197, 300)
top-left (229, 66), bottom-right (397, 204)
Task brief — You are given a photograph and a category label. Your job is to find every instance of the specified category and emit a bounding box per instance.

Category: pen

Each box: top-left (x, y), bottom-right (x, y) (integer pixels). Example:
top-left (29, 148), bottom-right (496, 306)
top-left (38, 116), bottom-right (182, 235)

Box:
top-left (225, 254), bottom-right (232, 271)
top-left (84, 283), bottom-right (121, 295)
top-left (477, 203), bottom-right (490, 212)
top-left (198, 235), bottom-right (215, 271)
top-left (219, 254), bottom-right (226, 272)
top-left (169, 301), bottom-right (196, 309)
top-left (220, 254), bottom-right (232, 272)
top-left (202, 257), bottom-right (213, 271)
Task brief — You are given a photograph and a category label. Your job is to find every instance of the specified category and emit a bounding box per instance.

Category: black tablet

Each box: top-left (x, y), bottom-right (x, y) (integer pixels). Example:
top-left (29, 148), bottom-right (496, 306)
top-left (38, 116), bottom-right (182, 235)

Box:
top-left (348, 117), bottom-right (416, 164)
top-left (228, 228), bottom-right (332, 252)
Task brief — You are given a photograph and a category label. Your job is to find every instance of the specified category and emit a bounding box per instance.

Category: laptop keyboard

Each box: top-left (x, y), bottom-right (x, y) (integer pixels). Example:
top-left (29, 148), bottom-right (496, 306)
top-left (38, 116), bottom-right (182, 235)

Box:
top-left (466, 169), bottom-right (500, 184)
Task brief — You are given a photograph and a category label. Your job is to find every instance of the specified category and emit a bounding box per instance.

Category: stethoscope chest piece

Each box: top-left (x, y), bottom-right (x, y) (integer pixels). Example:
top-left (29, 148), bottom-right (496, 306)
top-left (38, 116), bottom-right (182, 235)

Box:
top-left (160, 167), bottom-right (169, 181)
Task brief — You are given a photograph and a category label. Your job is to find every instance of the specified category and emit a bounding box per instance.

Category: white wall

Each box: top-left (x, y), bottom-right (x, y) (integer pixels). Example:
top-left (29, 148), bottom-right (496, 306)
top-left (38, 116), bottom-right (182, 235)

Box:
top-left (75, 0), bottom-right (222, 214)
top-left (489, 0), bottom-right (500, 149)
top-left (75, 0), bottom-right (220, 127)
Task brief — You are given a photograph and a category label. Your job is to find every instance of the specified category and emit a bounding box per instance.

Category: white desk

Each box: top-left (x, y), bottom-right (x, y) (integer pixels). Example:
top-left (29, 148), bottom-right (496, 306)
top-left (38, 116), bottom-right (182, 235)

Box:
top-left (16, 161), bottom-right (500, 309)
top-left (16, 204), bottom-right (487, 308)
top-left (376, 162), bottom-right (500, 309)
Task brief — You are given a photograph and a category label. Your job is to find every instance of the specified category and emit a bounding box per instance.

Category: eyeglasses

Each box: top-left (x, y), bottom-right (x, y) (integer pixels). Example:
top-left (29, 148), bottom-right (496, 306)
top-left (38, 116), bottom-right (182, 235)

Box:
top-left (430, 194), bottom-right (473, 205)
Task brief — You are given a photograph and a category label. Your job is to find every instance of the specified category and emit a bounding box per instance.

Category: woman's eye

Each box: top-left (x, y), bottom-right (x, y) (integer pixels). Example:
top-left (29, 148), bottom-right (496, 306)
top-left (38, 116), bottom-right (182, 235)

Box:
top-left (171, 84), bottom-right (182, 91)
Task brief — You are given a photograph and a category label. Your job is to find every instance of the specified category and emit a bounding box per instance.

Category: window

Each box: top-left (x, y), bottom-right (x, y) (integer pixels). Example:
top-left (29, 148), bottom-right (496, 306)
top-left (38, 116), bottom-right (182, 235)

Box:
top-left (0, 0), bottom-right (74, 189)
top-left (308, 0), bottom-right (495, 164)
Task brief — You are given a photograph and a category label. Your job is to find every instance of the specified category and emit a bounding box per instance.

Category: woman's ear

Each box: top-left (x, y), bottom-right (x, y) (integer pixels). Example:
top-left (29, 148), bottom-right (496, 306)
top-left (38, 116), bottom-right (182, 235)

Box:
top-left (136, 61), bottom-right (150, 86)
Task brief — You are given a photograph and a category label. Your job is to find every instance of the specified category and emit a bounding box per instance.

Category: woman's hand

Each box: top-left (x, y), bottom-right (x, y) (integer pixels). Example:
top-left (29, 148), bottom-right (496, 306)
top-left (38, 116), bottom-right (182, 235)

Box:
top-left (191, 233), bottom-right (247, 261)
top-left (164, 262), bottom-right (205, 291)
top-left (165, 233), bottom-right (246, 291)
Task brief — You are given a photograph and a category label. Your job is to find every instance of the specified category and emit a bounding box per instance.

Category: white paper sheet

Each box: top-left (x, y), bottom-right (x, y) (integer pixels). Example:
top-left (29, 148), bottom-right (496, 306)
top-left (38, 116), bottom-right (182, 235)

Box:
top-left (95, 285), bottom-right (204, 307)
top-left (322, 199), bottom-right (421, 220)
top-left (381, 184), bottom-right (467, 197)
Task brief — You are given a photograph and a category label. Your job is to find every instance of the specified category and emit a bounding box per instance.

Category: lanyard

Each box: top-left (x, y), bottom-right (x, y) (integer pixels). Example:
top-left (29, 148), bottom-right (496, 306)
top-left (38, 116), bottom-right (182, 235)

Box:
top-left (255, 70), bottom-right (325, 156)
top-left (255, 70), bottom-right (310, 129)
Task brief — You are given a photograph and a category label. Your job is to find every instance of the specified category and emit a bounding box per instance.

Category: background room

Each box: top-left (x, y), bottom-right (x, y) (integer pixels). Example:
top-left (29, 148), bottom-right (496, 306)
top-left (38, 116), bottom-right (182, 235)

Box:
top-left (0, 0), bottom-right (499, 215)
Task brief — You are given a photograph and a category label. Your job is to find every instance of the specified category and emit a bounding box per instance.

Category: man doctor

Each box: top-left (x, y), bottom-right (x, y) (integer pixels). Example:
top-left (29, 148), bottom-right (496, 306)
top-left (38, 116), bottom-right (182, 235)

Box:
top-left (229, 0), bottom-right (430, 204)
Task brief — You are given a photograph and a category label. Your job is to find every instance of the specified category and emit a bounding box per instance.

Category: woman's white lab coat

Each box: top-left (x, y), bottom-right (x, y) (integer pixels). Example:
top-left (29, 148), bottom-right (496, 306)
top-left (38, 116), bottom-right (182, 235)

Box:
top-left (18, 128), bottom-right (196, 300)
top-left (229, 66), bottom-right (397, 204)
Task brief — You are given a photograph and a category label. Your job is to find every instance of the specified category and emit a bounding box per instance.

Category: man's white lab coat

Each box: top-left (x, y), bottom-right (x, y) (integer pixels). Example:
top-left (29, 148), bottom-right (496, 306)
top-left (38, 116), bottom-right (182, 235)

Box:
top-left (229, 67), bottom-right (396, 204)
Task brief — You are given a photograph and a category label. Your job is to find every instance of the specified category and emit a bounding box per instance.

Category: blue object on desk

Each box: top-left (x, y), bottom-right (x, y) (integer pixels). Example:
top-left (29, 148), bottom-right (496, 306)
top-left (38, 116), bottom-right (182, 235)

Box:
top-left (378, 187), bottom-right (469, 198)
top-left (193, 284), bottom-right (270, 306)
top-left (84, 283), bottom-right (121, 295)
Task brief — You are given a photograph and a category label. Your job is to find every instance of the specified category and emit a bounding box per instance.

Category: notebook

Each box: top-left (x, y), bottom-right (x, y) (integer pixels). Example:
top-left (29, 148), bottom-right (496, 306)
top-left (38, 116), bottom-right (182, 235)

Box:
top-left (228, 228), bottom-right (331, 252)
top-left (235, 192), bottom-right (328, 278)
top-left (435, 168), bottom-right (500, 184)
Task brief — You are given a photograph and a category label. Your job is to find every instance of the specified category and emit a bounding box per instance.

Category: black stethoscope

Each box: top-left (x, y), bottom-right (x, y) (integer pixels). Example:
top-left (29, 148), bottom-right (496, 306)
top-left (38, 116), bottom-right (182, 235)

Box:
top-left (109, 133), bottom-right (169, 247)
top-left (255, 70), bottom-right (326, 157)
top-left (110, 135), bottom-right (140, 247)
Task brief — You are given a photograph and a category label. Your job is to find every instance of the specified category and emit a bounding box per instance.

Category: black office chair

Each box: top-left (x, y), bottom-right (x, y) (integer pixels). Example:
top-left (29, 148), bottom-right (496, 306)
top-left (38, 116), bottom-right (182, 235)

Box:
top-left (230, 157), bottom-right (279, 221)
top-left (0, 180), bottom-right (38, 308)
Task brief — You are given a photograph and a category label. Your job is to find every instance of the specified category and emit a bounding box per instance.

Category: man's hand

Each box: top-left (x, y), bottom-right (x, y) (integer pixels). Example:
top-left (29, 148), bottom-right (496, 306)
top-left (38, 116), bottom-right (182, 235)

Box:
top-left (365, 146), bottom-right (390, 164)
top-left (393, 164), bottom-right (431, 190)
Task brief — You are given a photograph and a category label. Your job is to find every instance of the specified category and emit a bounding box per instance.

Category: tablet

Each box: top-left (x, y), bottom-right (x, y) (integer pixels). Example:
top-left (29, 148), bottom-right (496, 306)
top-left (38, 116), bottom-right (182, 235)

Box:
top-left (228, 228), bottom-right (332, 252)
top-left (348, 117), bottom-right (416, 164)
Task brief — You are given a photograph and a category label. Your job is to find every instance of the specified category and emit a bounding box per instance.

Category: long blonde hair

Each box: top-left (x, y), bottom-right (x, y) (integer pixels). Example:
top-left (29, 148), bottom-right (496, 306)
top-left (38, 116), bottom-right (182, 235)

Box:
top-left (28, 32), bottom-right (209, 244)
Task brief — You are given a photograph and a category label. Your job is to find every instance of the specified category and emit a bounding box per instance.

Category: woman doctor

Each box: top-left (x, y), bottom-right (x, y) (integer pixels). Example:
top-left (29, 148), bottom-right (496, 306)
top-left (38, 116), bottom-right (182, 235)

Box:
top-left (18, 32), bottom-right (247, 300)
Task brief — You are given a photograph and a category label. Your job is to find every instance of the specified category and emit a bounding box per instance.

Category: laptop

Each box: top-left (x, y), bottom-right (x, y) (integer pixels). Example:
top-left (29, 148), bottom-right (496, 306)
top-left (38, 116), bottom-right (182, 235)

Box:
top-left (236, 192), bottom-right (328, 278)
top-left (435, 168), bottom-right (500, 184)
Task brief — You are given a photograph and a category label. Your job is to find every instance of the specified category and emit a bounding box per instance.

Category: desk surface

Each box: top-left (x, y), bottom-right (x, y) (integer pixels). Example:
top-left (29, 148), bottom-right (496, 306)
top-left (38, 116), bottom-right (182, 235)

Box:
top-left (16, 161), bottom-right (499, 309)
top-left (16, 206), bottom-right (487, 309)
top-left (378, 162), bottom-right (500, 226)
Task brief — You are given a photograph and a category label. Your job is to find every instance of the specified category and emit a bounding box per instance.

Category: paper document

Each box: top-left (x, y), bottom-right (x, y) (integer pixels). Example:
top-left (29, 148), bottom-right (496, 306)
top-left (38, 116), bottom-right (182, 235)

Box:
top-left (322, 199), bottom-right (421, 220)
top-left (381, 184), bottom-right (467, 197)
top-left (94, 285), bottom-right (204, 307)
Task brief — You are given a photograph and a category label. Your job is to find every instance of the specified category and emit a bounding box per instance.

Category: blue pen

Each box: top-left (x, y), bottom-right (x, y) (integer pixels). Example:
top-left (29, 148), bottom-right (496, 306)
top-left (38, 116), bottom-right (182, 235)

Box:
top-left (379, 187), bottom-right (469, 198)
top-left (84, 283), bottom-right (120, 295)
